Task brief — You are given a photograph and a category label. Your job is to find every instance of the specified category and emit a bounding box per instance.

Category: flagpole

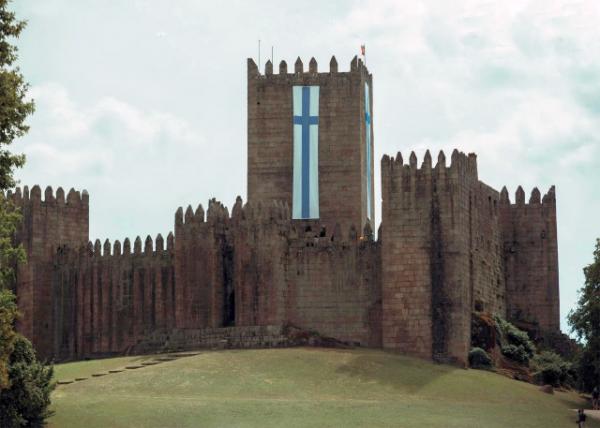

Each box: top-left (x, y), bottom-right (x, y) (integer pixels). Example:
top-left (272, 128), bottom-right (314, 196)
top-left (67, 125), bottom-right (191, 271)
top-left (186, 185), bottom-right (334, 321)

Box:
top-left (258, 39), bottom-right (261, 70)
top-left (360, 44), bottom-right (366, 66)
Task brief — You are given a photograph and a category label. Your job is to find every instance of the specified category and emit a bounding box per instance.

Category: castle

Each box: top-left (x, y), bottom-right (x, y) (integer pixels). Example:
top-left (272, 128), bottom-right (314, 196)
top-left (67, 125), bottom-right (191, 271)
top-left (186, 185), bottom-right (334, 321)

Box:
top-left (10, 56), bottom-right (559, 366)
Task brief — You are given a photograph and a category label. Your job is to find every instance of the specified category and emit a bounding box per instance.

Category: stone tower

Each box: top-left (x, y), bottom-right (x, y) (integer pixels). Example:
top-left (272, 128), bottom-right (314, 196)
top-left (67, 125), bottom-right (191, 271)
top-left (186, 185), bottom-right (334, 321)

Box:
top-left (247, 55), bottom-right (375, 233)
top-left (10, 186), bottom-right (89, 359)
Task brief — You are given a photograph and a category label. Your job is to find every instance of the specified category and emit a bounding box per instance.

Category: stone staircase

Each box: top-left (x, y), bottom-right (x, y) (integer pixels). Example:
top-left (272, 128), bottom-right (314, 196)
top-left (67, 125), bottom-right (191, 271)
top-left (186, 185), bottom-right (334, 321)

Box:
top-left (131, 325), bottom-right (293, 355)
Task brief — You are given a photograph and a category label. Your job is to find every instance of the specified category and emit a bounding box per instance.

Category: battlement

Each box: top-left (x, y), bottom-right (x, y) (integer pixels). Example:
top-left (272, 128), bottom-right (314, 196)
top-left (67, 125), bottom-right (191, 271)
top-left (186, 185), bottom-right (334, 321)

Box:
top-left (499, 185), bottom-right (556, 207)
top-left (7, 185), bottom-right (89, 207)
top-left (381, 149), bottom-right (478, 181)
top-left (499, 184), bottom-right (559, 333)
top-left (381, 149), bottom-right (479, 206)
top-left (248, 54), bottom-right (374, 233)
top-left (173, 195), bottom-right (373, 248)
top-left (84, 232), bottom-right (175, 258)
top-left (247, 55), bottom-right (370, 79)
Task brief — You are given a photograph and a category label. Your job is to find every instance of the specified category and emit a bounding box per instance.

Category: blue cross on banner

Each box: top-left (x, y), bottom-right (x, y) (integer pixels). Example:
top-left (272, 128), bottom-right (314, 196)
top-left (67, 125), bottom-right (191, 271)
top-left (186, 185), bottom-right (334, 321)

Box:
top-left (292, 86), bottom-right (320, 219)
top-left (365, 83), bottom-right (373, 220)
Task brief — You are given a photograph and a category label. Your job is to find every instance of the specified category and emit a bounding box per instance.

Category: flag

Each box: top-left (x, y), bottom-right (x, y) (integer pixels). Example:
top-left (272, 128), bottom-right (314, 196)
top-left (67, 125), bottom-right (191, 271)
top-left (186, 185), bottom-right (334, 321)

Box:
top-left (365, 82), bottom-right (373, 220)
top-left (292, 86), bottom-right (320, 219)
top-left (361, 44), bottom-right (366, 56)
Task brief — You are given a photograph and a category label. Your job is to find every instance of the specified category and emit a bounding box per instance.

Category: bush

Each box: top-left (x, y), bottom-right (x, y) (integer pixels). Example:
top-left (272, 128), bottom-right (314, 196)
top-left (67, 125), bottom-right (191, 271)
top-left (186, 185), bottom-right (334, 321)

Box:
top-left (506, 327), bottom-right (536, 356)
top-left (493, 315), bottom-right (536, 361)
top-left (0, 289), bottom-right (18, 389)
top-left (469, 347), bottom-right (493, 369)
top-left (531, 351), bottom-right (575, 387)
top-left (501, 344), bottom-right (530, 364)
top-left (0, 335), bottom-right (55, 428)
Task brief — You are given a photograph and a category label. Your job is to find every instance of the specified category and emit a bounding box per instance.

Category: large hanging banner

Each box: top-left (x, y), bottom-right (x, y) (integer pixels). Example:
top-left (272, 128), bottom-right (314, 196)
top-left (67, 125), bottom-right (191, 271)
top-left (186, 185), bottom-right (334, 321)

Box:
top-left (292, 86), bottom-right (320, 219)
top-left (365, 82), bottom-right (373, 220)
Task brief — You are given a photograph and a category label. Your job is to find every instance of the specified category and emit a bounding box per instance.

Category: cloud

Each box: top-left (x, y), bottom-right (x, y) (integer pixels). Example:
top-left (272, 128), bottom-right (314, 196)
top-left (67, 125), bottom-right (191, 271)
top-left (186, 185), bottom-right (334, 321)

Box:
top-left (17, 82), bottom-right (231, 242)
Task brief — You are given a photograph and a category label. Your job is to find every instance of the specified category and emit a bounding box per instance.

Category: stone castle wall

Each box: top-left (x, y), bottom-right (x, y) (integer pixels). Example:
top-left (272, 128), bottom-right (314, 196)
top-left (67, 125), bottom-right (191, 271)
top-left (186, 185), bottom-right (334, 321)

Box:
top-left (9, 186), bottom-right (88, 359)
top-left (380, 150), bottom-right (477, 365)
top-left (499, 185), bottom-right (559, 332)
top-left (34, 195), bottom-right (380, 361)
top-left (247, 56), bottom-right (375, 233)
top-left (52, 236), bottom-right (175, 360)
top-left (12, 146), bottom-right (560, 363)
top-left (379, 150), bottom-right (541, 365)
top-left (10, 58), bottom-right (560, 364)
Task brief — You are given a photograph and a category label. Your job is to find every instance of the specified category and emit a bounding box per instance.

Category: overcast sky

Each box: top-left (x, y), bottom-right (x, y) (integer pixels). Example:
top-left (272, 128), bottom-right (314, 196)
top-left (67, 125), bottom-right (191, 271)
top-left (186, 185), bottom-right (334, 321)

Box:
top-left (12, 0), bottom-right (600, 332)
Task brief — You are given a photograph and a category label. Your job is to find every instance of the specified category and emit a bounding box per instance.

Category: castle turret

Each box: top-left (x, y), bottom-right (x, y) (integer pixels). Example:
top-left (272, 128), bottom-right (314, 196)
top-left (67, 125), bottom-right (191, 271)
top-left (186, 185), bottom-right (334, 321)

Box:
top-left (10, 186), bottom-right (89, 359)
top-left (499, 186), bottom-right (559, 334)
top-left (247, 55), bottom-right (375, 233)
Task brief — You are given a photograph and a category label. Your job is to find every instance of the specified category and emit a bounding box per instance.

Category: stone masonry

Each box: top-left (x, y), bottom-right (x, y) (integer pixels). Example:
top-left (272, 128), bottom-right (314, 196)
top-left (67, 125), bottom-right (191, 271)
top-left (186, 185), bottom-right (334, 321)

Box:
top-left (10, 56), bottom-right (559, 366)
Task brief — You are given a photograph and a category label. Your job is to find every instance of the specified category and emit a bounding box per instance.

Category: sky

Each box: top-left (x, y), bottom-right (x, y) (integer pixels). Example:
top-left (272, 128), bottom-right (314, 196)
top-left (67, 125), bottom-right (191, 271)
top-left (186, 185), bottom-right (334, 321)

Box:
top-left (11, 0), bottom-right (600, 332)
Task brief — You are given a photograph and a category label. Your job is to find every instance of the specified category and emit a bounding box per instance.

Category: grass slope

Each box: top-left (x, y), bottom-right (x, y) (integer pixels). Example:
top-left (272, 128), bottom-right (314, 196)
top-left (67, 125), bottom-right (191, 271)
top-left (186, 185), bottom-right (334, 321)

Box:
top-left (50, 348), bottom-right (597, 428)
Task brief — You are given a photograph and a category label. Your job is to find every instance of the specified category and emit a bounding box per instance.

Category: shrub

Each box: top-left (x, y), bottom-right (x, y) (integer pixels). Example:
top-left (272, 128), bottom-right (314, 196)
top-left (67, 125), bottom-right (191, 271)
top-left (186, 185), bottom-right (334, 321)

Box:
top-left (469, 347), bottom-right (493, 369)
top-left (0, 289), bottom-right (18, 389)
top-left (501, 344), bottom-right (530, 364)
top-left (531, 351), bottom-right (575, 387)
top-left (493, 315), bottom-right (536, 360)
top-left (506, 327), bottom-right (536, 356)
top-left (0, 335), bottom-right (55, 428)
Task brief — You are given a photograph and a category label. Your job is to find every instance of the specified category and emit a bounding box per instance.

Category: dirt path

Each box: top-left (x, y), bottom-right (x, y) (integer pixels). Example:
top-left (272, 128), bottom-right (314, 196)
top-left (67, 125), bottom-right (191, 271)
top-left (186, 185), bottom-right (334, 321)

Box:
top-left (573, 409), bottom-right (600, 422)
top-left (586, 410), bottom-right (600, 420)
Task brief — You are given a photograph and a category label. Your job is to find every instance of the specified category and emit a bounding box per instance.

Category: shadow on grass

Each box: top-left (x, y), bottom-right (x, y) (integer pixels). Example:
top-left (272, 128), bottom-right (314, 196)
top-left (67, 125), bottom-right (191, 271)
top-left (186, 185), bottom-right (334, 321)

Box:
top-left (554, 390), bottom-right (591, 410)
top-left (334, 349), bottom-right (458, 394)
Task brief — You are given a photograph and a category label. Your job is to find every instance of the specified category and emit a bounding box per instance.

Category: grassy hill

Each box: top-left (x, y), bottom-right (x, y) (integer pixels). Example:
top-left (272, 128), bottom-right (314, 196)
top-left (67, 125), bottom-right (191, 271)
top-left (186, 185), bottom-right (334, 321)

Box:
top-left (50, 347), bottom-right (597, 428)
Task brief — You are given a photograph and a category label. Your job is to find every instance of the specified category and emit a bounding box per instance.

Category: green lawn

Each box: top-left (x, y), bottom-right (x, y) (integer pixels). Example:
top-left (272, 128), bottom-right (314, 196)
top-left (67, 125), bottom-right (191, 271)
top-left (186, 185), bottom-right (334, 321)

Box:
top-left (49, 347), bottom-right (598, 428)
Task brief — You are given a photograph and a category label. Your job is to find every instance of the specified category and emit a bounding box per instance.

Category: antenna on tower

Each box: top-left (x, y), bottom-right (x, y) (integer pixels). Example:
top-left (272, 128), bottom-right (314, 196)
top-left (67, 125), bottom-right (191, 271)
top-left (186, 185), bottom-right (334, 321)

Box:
top-left (271, 46), bottom-right (274, 66)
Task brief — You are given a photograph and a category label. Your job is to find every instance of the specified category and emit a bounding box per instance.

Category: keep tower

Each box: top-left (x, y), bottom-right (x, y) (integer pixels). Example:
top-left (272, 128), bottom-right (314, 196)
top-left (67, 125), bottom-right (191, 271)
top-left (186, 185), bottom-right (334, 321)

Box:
top-left (247, 55), bottom-right (374, 233)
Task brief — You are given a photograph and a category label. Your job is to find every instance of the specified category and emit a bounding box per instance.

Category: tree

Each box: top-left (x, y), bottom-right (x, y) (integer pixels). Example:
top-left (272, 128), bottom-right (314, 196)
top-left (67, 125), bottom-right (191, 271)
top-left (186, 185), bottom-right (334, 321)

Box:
top-left (0, 335), bottom-right (54, 427)
top-left (0, 0), bottom-right (33, 190)
top-left (0, 1), bottom-right (54, 426)
top-left (0, 0), bottom-right (32, 383)
top-left (0, 288), bottom-right (17, 388)
top-left (568, 238), bottom-right (600, 391)
top-left (0, 199), bottom-right (23, 388)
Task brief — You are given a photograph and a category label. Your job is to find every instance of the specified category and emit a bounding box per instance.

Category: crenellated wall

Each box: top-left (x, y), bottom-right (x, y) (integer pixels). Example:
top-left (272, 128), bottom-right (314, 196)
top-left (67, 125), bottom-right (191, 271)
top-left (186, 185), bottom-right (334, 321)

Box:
top-left (9, 186), bottom-right (88, 359)
top-left (247, 56), bottom-right (375, 233)
top-left (380, 150), bottom-right (512, 365)
top-left (37, 194), bottom-right (380, 361)
top-left (7, 51), bottom-right (560, 364)
top-left (174, 199), bottom-right (231, 330)
top-left (499, 185), bottom-right (559, 333)
top-left (380, 150), bottom-right (475, 365)
top-left (230, 198), bottom-right (381, 346)
top-left (12, 145), bottom-right (559, 363)
top-left (53, 234), bottom-right (175, 360)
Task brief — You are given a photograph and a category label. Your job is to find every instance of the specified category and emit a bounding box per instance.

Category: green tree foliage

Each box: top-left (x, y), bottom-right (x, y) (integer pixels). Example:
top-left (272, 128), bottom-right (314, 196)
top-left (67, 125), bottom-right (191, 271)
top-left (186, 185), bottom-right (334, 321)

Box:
top-left (0, 0), bottom-right (32, 190)
top-left (0, 2), bottom-right (54, 426)
top-left (493, 315), bottom-right (536, 364)
top-left (0, 195), bottom-right (24, 387)
top-left (568, 238), bottom-right (600, 391)
top-left (530, 351), bottom-right (575, 387)
top-left (0, 335), bottom-right (54, 427)
top-left (0, 289), bottom-right (17, 388)
top-left (0, 0), bottom-right (30, 391)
